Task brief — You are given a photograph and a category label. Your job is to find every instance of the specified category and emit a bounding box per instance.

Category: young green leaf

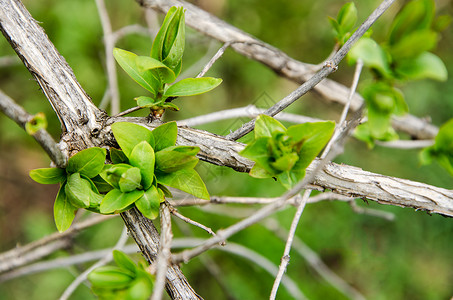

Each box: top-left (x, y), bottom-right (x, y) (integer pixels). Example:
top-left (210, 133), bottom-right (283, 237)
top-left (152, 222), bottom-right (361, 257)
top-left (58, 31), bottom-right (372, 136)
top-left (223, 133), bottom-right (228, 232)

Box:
top-left (155, 148), bottom-right (199, 173)
top-left (163, 77), bottom-right (222, 97)
top-left (65, 173), bottom-right (92, 208)
top-left (25, 112), bottom-right (47, 135)
top-left (157, 168), bottom-right (209, 200)
top-left (66, 147), bottom-right (106, 178)
top-left (395, 51), bottom-right (448, 81)
top-left (287, 121), bottom-right (335, 171)
top-left (129, 141), bottom-right (155, 190)
top-left (118, 167), bottom-right (142, 193)
top-left (348, 37), bottom-right (391, 77)
top-left (254, 115), bottom-right (287, 138)
top-left (91, 175), bottom-right (113, 193)
top-left (54, 184), bottom-right (77, 232)
top-left (126, 276), bottom-right (154, 300)
top-left (100, 189), bottom-right (144, 214)
top-left (270, 152), bottom-right (299, 172)
top-left (113, 48), bottom-right (160, 95)
top-left (135, 96), bottom-right (160, 108)
top-left (88, 266), bottom-right (135, 289)
top-left (101, 164), bottom-right (135, 190)
top-left (112, 122), bottom-right (155, 157)
top-left (110, 148), bottom-right (128, 164)
top-left (112, 250), bottom-right (138, 274)
top-left (29, 167), bottom-right (66, 184)
top-left (135, 186), bottom-right (161, 220)
top-left (277, 169), bottom-right (305, 190)
top-left (389, 30), bottom-right (437, 60)
top-left (240, 137), bottom-right (277, 177)
top-left (136, 56), bottom-right (176, 84)
top-left (152, 121), bottom-right (178, 152)
top-left (337, 2), bottom-right (357, 33)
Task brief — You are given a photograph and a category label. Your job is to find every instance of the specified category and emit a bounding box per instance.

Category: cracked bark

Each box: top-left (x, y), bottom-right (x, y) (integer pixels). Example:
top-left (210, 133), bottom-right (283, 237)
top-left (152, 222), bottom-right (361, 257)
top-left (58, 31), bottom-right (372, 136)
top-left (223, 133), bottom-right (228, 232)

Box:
top-left (0, 1), bottom-right (202, 299)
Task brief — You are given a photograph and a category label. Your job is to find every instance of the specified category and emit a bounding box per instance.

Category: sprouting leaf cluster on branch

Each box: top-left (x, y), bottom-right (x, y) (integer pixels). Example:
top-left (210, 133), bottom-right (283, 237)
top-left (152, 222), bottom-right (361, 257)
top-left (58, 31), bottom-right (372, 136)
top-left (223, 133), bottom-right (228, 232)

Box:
top-left (113, 6), bottom-right (222, 117)
top-left (30, 121), bottom-right (209, 232)
top-left (331, 0), bottom-right (450, 144)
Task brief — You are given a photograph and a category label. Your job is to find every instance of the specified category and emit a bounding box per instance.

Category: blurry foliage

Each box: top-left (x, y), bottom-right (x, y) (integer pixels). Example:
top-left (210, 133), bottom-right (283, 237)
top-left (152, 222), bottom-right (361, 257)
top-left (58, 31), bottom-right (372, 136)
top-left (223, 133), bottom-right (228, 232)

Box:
top-left (0, 0), bottom-right (453, 299)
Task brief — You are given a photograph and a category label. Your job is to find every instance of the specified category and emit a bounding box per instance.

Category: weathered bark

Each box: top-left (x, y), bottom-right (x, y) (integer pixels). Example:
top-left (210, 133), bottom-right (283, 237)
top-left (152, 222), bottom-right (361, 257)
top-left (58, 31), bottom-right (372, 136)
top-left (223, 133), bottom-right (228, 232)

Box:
top-left (0, 1), bottom-right (202, 298)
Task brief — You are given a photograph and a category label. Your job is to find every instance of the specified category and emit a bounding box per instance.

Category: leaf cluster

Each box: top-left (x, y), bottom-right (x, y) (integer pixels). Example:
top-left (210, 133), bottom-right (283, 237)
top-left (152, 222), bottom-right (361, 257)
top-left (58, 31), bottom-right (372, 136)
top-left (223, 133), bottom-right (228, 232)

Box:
top-left (420, 118), bottom-right (453, 175)
top-left (330, 1), bottom-right (450, 144)
top-left (113, 6), bottom-right (222, 116)
top-left (29, 121), bottom-right (209, 232)
top-left (88, 250), bottom-right (154, 300)
top-left (240, 115), bottom-right (335, 189)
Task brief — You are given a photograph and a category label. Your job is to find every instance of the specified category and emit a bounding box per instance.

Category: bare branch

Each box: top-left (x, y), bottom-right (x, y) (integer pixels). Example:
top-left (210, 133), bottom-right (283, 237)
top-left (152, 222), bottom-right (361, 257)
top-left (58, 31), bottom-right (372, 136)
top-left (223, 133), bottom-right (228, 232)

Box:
top-left (169, 204), bottom-right (216, 236)
top-left (95, 0), bottom-right (120, 115)
top-left (264, 219), bottom-right (366, 300)
top-left (151, 203), bottom-right (173, 300)
top-left (195, 42), bottom-right (230, 78)
top-left (0, 89), bottom-right (67, 167)
top-left (177, 105), bottom-right (322, 127)
top-left (0, 214), bottom-right (115, 273)
top-left (171, 238), bottom-right (307, 300)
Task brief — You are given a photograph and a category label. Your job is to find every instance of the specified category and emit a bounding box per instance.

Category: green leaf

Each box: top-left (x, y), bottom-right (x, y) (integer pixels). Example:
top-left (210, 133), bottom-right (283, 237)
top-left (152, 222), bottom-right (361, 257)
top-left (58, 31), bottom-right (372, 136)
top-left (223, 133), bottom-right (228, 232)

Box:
top-left (155, 147), bottom-right (199, 173)
top-left (136, 56), bottom-right (176, 84)
top-left (118, 167), bottom-right (142, 193)
top-left (88, 266), bottom-right (134, 289)
top-left (113, 48), bottom-right (160, 95)
top-left (129, 141), bottom-right (155, 190)
top-left (152, 121), bottom-right (178, 152)
top-left (287, 121), bottom-right (335, 171)
top-left (54, 184), bottom-right (77, 232)
top-left (157, 168), bottom-right (209, 200)
top-left (337, 2), bottom-right (357, 33)
top-left (151, 6), bottom-right (185, 70)
top-left (270, 153), bottom-right (299, 172)
top-left (433, 15), bottom-right (452, 32)
top-left (126, 276), bottom-right (153, 300)
top-left (65, 173), bottom-right (92, 208)
top-left (158, 184), bottom-right (173, 198)
top-left (90, 175), bottom-right (113, 193)
top-left (163, 77), bottom-right (222, 97)
top-left (100, 189), bottom-right (144, 214)
top-left (277, 169), bottom-right (305, 190)
top-left (388, 0), bottom-right (434, 45)
top-left (395, 52), bottom-right (448, 82)
top-left (112, 122), bottom-right (155, 157)
top-left (240, 137), bottom-right (276, 176)
top-left (135, 96), bottom-right (160, 108)
top-left (110, 148), bottom-right (128, 164)
top-left (433, 118), bottom-right (453, 152)
top-left (101, 164), bottom-right (127, 189)
top-left (66, 147), bottom-right (106, 178)
top-left (254, 115), bottom-right (286, 138)
top-left (25, 112), bottom-right (47, 135)
top-left (30, 167), bottom-right (66, 184)
top-left (160, 102), bottom-right (180, 111)
top-left (113, 250), bottom-right (137, 274)
top-left (389, 30), bottom-right (438, 60)
top-left (348, 37), bottom-right (391, 77)
top-left (135, 186), bottom-right (161, 220)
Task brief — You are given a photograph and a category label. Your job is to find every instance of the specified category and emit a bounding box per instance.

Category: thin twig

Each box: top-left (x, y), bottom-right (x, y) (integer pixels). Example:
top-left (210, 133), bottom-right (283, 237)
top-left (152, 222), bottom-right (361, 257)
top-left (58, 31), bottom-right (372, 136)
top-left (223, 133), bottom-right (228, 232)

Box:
top-left (0, 214), bottom-right (116, 273)
top-left (226, 0), bottom-right (396, 140)
top-left (0, 89), bottom-right (67, 167)
top-left (60, 226), bottom-right (129, 300)
top-left (171, 238), bottom-right (306, 300)
top-left (196, 42), bottom-right (231, 78)
top-left (113, 105), bottom-right (143, 117)
top-left (95, 0), bottom-right (120, 115)
top-left (349, 201), bottom-right (396, 221)
top-left (151, 203), bottom-right (173, 300)
top-left (169, 205), bottom-right (216, 236)
top-left (264, 219), bottom-right (366, 300)
top-left (177, 105), bottom-right (322, 127)
top-left (269, 190), bottom-right (312, 299)
top-left (374, 139), bottom-right (434, 149)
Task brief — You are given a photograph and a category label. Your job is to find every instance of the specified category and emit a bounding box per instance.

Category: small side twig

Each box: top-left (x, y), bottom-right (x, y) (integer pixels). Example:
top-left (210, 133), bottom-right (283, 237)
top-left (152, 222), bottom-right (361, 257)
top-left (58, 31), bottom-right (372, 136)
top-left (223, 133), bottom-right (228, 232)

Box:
top-left (168, 204), bottom-right (216, 237)
top-left (349, 201), bottom-right (396, 221)
top-left (196, 42), bottom-right (231, 78)
top-left (151, 202), bottom-right (173, 300)
top-left (0, 89), bottom-right (67, 167)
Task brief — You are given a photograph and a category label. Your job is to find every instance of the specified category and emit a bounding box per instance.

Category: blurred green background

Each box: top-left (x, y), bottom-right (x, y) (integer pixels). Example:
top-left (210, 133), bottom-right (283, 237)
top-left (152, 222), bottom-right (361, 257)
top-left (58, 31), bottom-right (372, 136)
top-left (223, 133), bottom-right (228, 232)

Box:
top-left (0, 0), bottom-right (452, 299)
